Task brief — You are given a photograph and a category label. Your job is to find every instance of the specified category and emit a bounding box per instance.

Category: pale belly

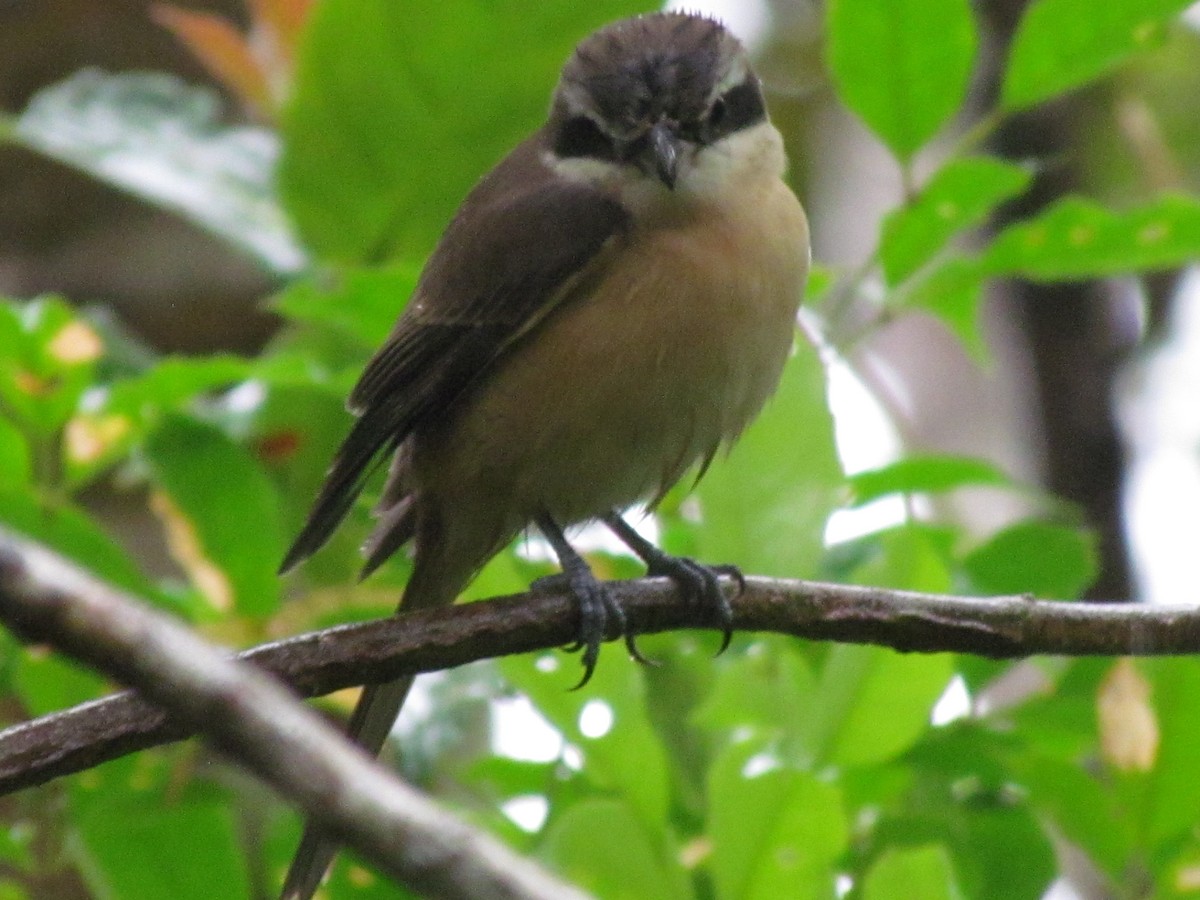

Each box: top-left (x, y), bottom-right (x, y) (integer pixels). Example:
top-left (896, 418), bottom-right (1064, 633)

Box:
top-left (416, 180), bottom-right (809, 536)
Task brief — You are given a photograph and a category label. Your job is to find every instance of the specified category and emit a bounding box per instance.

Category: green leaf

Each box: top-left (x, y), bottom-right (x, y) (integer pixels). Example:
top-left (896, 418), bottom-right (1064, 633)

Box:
top-left (805, 644), bottom-right (954, 769)
top-left (143, 415), bottom-right (284, 616)
top-left (0, 492), bottom-right (153, 597)
top-left (13, 651), bottom-right (105, 718)
top-left (1009, 659), bottom-right (1108, 761)
top-left (835, 524), bottom-right (956, 595)
top-left (104, 356), bottom-right (251, 417)
top-left (280, 2), bottom-right (648, 263)
top-left (8, 71), bottom-right (304, 273)
top-left (897, 725), bottom-right (1058, 899)
top-left (1132, 659), bottom-right (1200, 846)
top-left (708, 741), bottom-right (848, 900)
top-left (881, 158), bottom-right (1033, 284)
top-left (270, 265), bottom-right (420, 347)
top-left (499, 647), bottom-right (671, 834)
top-left (1013, 754), bottom-right (1134, 879)
top-left (846, 455), bottom-right (1013, 508)
top-left (689, 341), bottom-right (842, 578)
top-left (466, 756), bottom-right (558, 806)
top-left (0, 809), bottom-right (33, 870)
top-left (250, 331), bottom-right (363, 399)
top-left (898, 257), bottom-right (988, 361)
top-left (0, 297), bottom-right (98, 439)
top-left (863, 845), bottom-right (964, 900)
top-left (804, 264), bottom-right (837, 308)
top-left (538, 799), bottom-right (692, 900)
top-left (983, 194), bottom-right (1200, 280)
top-left (693, 641), bottom-right (818, 742)
top-left (0, 418), bottom-right (31, 488)
top-left (258, 382), bottom-right (407, 587)
top-left (963, 520), bottom-right (1096, 598)
top-left (322, 856), bottom-right (420, 899)
top-left (67, 355), bottom-right (252, 489)
top-left (1002, 0), bottom-right (1194, 111)
top-left (73, 776), bottom-right (250, 900)
top-left (827, 0), bottom-right (977, 159)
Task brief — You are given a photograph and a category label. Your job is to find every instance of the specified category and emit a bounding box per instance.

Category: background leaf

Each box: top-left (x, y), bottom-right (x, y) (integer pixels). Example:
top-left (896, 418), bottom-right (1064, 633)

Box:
top-left (881, 158), bottom-right (1033, 284)
top-left (499, 649), bottom-right (671, 835)
top-left (0, 419), bottom-right (31, 489)
top-left (845, 455), bottom-right (1014, 508)
top-left (963, 520), bottom-right (1097, 598)
top-left (71, 760), bottom-right (251, 900)
top-left (0, 492), bottom-right (154, 598)
top-left (143, 414), bottom-right (285, 616)
top-left (804, 645), bottom-right (954, 769)
top-left (897, 258), bottom-right (989, 361)
top-left (827, 0), bottom-right (977, 159)
top-left (7, 70), bottom-right (304, 273)
top-left (708, 742), bottom-right (848, 900)
top-left (984, 194), bottom-right (1200, 279)
top-left (538, 799), bottom-right (692, 900)
top-left (270, 265), bottom-right (420, 347)
top-left (1002, 0), bottom-right (1194, 111)
top-left (280, 1), bottom-right (651, 263)
top-left (863, 844), bottom-right (963, 900)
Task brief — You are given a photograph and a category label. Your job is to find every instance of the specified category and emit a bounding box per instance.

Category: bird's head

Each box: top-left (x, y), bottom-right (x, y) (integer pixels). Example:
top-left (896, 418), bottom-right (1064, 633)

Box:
top-left (548, 13), bottom-right (768, 192)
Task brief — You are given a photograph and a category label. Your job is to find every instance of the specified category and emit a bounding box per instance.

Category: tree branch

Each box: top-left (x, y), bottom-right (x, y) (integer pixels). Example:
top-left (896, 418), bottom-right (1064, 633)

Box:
top-left (0, 529), bottom-right (589, 900)
top-left (4, 531), bottom-right (1199, 799)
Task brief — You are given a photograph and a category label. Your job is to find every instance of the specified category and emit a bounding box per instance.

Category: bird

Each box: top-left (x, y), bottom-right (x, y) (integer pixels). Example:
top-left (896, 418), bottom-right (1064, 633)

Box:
top-left (277, 11), bottom-right (809, 898)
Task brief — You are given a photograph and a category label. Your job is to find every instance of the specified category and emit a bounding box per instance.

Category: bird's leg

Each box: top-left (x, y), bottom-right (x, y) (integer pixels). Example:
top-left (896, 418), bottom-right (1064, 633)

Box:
top-left (535, 514), bottom-right (649, 687)
top-left (602, 512), bottom-right (743, 654)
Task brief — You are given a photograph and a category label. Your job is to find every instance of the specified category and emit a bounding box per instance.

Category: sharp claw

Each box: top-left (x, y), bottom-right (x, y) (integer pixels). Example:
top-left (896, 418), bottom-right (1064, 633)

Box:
top-left (714, 619), bottom-right (733, 656)
top-left (624, 629), bottom-right (658, 667)
top-left (571, 643), bottom-right (599, 691)
top-left (707, 565), bottom-right (738, 655)
top-left (568, 575), bottom-right (607, 687)
top-left (564, 580), bottom-right (663, 685)
top-left (543, 515), bottom-right (744, 684)
top-left (601, 513), bottom-right (739, 656)
top-left (553, 554), bottom-right (643, 688)
top-left (644, 555), bottom-right (738, 656)
top-left (538, 515), bottom-right (661, 683)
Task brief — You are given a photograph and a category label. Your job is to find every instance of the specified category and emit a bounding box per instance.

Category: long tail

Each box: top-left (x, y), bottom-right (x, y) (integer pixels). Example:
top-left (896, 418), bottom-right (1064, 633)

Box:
top-left (279, 501), bottom-right (491, 900)
top-left (279, 676), bottom-right (416, 900)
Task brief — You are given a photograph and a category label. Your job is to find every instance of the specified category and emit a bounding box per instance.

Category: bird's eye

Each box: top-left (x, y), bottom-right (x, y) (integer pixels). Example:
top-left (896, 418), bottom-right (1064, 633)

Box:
top-left (719, 78), bottom-right (766, 133)
top-left (555, 116), bottom-right (618, 161)
top-left (708, 97), bottom-right (727, 129)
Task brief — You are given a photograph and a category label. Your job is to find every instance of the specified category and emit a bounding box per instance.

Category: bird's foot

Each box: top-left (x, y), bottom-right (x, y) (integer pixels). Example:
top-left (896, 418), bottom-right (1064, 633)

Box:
top-left (603, 513), bottom-right (743, 654)
top-left (535, 516), bottom-right (650, 688)
top-left (645, 555), bottom-right (742, 654)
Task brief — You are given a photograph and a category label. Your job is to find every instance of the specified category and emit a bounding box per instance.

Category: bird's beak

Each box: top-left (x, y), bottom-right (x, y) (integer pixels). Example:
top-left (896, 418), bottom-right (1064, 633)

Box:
top-left (645, 120), bottom-right (681, 189)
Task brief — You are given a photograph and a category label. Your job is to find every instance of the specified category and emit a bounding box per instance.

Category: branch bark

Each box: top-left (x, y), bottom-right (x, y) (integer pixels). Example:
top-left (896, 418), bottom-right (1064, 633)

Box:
top-left (4, 542), bottom-right (1198, 798)
top-left (0, 528), bottom-right (590, 900)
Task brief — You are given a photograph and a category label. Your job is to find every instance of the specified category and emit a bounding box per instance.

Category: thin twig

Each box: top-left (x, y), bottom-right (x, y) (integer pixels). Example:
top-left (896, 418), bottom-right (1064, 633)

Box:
top-left (2, 537), bottom-right (1199, 798)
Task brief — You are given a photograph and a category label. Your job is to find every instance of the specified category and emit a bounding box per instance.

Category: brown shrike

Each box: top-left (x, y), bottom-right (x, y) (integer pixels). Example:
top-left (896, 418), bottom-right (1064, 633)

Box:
top-left (278, 11), bottom-right (809, 898)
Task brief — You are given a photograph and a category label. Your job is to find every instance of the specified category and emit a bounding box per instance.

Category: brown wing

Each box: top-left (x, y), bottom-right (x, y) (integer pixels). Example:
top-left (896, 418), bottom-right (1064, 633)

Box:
top-left (280, 134), bottom-right (629, 573)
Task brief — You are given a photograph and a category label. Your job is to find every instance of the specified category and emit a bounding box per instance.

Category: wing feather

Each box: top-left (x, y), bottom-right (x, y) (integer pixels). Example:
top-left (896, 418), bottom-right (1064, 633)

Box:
top-left (280, 135), bottom-right (628, 572)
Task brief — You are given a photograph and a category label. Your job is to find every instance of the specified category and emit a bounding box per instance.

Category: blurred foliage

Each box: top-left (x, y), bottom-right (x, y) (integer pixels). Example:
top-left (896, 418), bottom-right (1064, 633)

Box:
top-left (0, 1), bottom-right (1198, 898)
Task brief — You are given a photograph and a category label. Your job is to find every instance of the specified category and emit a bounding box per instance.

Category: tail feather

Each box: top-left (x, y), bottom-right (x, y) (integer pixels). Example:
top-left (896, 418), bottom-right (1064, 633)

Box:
top-left (279, 405), bottom-right (405, 574)
top-left (359, 448), bottom-right (418, 581)
top-left (279, 516), bottom-right (487, 900)
top-left (360, 497), bottom-right (417, 581)
top-left (279, 677), bottom-right (416, 900)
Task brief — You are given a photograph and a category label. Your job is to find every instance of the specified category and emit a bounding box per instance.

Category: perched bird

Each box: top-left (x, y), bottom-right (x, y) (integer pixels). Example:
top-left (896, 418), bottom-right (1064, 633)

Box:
top-left (278, 11), bottom-right (809, 897)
